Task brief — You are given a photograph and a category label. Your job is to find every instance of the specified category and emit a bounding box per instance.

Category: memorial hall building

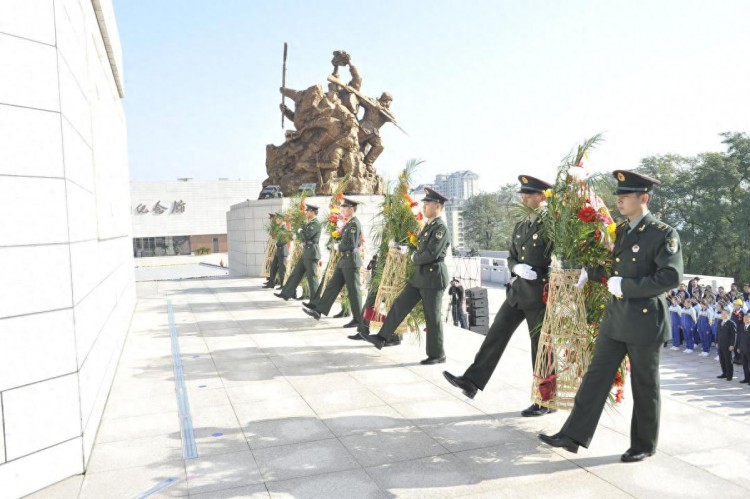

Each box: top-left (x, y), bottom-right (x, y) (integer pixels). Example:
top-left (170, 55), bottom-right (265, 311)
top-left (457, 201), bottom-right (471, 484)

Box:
top-left (130, 179), bottom-right (261, 257)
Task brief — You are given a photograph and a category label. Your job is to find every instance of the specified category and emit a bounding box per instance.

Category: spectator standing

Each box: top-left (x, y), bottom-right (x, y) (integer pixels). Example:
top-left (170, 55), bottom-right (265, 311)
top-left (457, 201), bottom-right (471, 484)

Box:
top-left (717, 309), bottom-right (737, 381)
top-left (668, 297), bottom-right (683, 350)
top-left (448, 277), bottom-right (469, 329)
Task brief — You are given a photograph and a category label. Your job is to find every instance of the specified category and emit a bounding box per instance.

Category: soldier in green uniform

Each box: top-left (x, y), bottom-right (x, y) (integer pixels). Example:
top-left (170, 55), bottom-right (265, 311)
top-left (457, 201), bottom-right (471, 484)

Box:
top-left (443, 175), bottom-right (556, 417)
top-left (266, 214), bottom-right (291, 289)
top-left (539, 170), bottom-right (684, 463)
top-left (263, 213), bottom-right (289, 288)
top-left (275, 204), bottom-right (322, 300)
top-left (360, 187), bottom-right (451, 364)
top-left (302, 197), bottom-right (364, 329)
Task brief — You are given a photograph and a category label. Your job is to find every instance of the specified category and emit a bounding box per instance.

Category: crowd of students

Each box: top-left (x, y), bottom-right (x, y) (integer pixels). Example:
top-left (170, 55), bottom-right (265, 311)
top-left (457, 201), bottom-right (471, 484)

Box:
top-left (667, 279), bottom-right (750, 381)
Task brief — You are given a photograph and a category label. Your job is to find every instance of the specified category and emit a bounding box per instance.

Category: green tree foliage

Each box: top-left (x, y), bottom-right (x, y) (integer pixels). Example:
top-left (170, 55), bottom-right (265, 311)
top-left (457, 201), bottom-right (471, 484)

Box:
top-left (462, 184), bottom-right (518, 252)
top-left (637, 132), bottom-right (750, 284)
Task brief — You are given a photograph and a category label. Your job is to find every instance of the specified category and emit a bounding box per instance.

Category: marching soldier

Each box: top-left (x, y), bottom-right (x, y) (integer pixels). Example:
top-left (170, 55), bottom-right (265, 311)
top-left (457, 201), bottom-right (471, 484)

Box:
top-left (360, 188), bottom-right (451, 364)
top-left (442, 175), bottom-right (556, 417)
top-left (275, 204), bottom-right (322, 300)
top-left (302, 197), bottom-right (364, 329)
top-left (263, 213), bottom-right (290, 289)
top-left (268, 214), bottom-right (291, 289)
top-left (539, 170), bottom-right (684, 463)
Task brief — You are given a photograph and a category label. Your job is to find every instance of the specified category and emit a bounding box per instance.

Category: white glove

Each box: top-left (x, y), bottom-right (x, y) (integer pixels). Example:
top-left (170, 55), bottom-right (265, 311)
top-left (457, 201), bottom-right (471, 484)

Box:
top-left (333, 243), bottom-right (340, 252)
top-left (297, 228), bottom-right (303, 234)
top-left (575, 268), bottom-right (588, 289)
top-left (399, 245), bottom-right (409, 255)
top-left (608, 276), bottom-right (623, 297)
top-left (512, 263), bottom-right (537, 280)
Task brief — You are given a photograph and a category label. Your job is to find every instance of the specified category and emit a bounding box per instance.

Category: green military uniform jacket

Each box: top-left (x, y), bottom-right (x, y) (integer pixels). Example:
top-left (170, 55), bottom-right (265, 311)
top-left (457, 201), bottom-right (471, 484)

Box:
top-left (592, 212), bottom-right (683, 345)
top-left (300, 218), bottom-right (321, 261)
top-left (410, 217), bottom-right (450, 289)
top-left (337, 216), bottom-right (362, 269)
top-left (506, 215), bottom-right (551, 309)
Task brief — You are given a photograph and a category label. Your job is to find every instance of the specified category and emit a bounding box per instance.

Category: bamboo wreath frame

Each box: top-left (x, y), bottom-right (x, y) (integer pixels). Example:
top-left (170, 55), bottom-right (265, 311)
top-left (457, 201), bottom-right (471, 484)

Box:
top-left (369, 247), bottom-right (411, 335)
top-left (260, 237), bottom-right (276, 278)
top-left (531, 269), bottom-right (591, 410)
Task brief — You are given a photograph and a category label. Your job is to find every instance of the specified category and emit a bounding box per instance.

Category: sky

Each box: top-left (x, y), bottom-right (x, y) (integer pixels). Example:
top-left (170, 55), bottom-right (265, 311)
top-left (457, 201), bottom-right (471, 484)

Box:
top-left (113, 0), bottom-right (750, 192)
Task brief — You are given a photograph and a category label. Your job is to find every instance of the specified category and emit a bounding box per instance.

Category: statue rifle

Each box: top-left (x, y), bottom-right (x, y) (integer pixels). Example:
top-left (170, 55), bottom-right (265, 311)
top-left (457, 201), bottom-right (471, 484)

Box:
top-left (281, 42), bottom-right (288, 128)
top-left (326, 75), bottom-right (408, 136)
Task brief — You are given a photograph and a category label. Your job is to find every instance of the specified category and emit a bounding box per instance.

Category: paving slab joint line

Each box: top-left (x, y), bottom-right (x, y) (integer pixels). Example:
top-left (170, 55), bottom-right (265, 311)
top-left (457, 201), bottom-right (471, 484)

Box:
top-left (168, 300), bottom-right (199, 460)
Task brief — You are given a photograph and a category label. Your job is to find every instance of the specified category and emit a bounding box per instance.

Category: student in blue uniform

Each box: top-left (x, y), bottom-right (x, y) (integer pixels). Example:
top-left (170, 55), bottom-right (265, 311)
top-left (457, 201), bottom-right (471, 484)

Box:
top-left (681, 298), bottom-right (697, 354)
top-left (696, 300), bottom-right (714, 357)
top-left (668, 297), bottom-right (683, 351)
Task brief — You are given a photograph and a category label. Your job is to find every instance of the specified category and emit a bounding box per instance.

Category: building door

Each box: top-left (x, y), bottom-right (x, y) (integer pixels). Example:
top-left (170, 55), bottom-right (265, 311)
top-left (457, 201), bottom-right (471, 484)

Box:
top-left (213, 237), bottom-right (219, 253)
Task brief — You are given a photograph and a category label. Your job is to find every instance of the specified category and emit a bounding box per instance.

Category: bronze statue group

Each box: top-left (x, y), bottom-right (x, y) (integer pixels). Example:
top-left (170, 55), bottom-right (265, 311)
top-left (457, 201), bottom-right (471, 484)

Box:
top-left (262, 170), bottom-right (692, 464)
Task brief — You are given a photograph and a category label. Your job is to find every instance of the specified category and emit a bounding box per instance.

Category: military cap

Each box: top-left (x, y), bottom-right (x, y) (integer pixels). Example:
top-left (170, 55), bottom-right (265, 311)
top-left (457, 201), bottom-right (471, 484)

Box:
top-left (517, 175), bottom-right (552, 194)
top-left (612, 169), bottom-right (661, 195)
top-left (340, 197), bottom-right (359, 208)
top-left (304, 204), bottom-right (319, 212)
top-left (268, 213), bottom-right (276, 218)
top-left (423, 187), bottom-right (448, 204)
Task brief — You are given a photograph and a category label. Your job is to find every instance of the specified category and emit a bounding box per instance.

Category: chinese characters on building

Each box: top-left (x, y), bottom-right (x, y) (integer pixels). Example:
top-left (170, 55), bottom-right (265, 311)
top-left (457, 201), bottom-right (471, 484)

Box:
top-left (134, 200), bottom-right (186, 215)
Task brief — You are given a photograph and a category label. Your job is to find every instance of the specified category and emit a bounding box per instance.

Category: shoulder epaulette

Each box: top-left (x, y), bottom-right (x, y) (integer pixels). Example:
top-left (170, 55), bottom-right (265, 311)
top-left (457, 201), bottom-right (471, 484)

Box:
top-left (649, 221), bottom-right (670, 232)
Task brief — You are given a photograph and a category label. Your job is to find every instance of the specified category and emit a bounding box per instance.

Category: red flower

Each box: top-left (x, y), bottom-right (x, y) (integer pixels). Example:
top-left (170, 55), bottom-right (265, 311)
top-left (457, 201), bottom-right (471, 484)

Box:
top-left (601, 276), bottom-right (608, 285)
top-left (613, 371), bottom-right (624, 387)
top-left (416, 212), bottom-right (424, 221)
top-left (615, 389), bottom-right (625, 403)
top-left (328, 215), bottom-right (338, 223)
top-left (410, 201), bottom-right (418, 208)
top-left (577, 206), bottom-right (597, 223)
top-left (594, 229), bottom-right (602, 240)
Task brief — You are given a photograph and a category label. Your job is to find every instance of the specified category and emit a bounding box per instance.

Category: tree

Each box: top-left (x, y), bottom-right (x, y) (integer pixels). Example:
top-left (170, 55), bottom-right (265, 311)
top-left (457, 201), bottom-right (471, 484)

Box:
top-left (461, 184), bottom-right (519, 252)
top-left (637, 132), bottom-right (750, 284)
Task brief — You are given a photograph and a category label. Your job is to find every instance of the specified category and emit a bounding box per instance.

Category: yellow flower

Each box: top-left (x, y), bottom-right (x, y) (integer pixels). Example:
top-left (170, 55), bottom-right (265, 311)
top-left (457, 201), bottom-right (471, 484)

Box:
top-left (409, 235), bottom-right (418, 247)
top-left (543, 189), bottom-right (553, 198)
top-left (331, 230), bottom-right (340, 238)
top-left (330, 207), bottom-right (340, 214)
top-left (606, 222), bottom-right (616, 236)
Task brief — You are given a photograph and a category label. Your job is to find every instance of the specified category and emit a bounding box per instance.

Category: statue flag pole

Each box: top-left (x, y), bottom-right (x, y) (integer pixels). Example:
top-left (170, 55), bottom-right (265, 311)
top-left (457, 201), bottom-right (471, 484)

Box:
top-left (281, 42), bottom-right (288, 128)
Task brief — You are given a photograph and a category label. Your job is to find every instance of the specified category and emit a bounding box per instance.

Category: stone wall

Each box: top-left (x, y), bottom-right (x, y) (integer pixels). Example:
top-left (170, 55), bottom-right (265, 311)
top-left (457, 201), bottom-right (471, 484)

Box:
top-left (0, 1), bottom-right (134, 496)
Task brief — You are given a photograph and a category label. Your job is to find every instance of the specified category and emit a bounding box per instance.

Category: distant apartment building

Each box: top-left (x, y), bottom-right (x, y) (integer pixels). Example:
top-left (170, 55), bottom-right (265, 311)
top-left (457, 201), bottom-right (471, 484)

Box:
top-left (434, 170), bottom-right (479, 204)
top-left (412, 171), bottom-right (479, 250)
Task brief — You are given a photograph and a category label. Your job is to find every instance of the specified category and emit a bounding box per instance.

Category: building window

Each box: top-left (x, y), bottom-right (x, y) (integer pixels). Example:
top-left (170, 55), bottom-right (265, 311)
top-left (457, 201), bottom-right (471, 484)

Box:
top-left (213, 237), bottom-right (219, 253)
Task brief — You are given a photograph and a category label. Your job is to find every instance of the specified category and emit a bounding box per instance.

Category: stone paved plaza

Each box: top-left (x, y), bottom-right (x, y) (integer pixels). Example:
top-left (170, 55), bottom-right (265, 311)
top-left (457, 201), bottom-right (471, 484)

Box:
top-left (29, 277), bottom-right (750, 498)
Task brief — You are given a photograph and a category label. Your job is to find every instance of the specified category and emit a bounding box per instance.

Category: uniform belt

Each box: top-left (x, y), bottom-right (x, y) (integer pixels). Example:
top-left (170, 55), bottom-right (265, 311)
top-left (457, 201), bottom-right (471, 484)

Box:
top-left (341, 251), bottom-right (353, 256)
top-left (304, 242), bottom-right (314, 246)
